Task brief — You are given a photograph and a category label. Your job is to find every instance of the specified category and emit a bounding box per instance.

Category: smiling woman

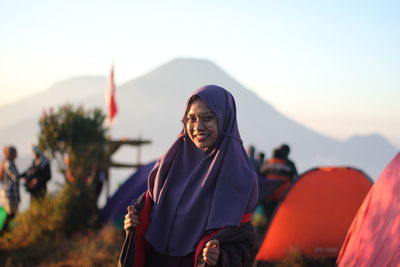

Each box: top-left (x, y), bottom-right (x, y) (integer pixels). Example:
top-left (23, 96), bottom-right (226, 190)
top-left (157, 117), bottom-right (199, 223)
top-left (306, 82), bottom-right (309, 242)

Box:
top-left (119, 85), bottom-right (259, 267)
top-left (185, 97), bottom-right (219, 150)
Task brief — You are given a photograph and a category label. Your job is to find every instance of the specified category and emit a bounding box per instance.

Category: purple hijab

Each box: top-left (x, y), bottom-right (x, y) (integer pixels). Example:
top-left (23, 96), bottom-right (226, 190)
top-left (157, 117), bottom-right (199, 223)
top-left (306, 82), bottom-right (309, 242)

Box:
top-left (144, 85), bottom-right (258, 256)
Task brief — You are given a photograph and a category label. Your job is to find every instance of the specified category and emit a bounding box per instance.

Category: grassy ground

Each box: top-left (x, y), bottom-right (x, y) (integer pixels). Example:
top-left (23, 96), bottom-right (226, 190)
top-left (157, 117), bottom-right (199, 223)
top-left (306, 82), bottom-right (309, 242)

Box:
top-left (254, 249), bottom-right (337, 267)
top-left (0, 183), bottom-right (124, 266)
top-left (1, 184), bottom-right (336, 266)
top-left (0, 225), bottom-right (124, 267)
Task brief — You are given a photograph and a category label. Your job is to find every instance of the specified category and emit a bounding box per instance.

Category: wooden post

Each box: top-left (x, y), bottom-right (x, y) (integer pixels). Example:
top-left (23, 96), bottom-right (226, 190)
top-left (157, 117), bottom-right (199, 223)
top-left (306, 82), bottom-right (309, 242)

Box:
top-left (137, 135), bottom-right (142, 167)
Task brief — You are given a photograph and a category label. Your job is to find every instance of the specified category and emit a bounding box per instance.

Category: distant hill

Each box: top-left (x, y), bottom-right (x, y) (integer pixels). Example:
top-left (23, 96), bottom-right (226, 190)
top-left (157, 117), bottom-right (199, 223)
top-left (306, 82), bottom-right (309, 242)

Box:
top-left (0, 58), bottom-right (398, 181)
top-left (0, 76), bottom-right (105, 130)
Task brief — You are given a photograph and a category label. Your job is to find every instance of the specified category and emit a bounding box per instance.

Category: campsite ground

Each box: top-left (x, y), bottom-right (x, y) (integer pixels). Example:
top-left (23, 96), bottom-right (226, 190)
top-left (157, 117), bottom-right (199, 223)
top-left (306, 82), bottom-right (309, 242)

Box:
top-left (0, 225), bottom-right (124, 266)
top-left (254, 253), bottom-right (336, 267)
top-left (1, 224), bottom-right (337, 266)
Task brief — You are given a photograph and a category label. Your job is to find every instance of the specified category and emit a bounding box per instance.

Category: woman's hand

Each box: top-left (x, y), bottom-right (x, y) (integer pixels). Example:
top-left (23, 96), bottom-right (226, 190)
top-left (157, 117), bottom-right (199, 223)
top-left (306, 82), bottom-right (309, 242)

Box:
top-left (124, 205), bottom-right (139, 232)
top-left (202, 239), bottom-right (220, 266)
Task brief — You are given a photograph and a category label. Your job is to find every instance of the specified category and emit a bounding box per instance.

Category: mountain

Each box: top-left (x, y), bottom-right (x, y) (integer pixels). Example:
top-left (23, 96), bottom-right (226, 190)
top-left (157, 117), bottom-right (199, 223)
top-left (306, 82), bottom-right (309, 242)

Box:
top-left (0, 58), bottom-right (398, 181)
top-left (0, 76), bottom-right (105, 130)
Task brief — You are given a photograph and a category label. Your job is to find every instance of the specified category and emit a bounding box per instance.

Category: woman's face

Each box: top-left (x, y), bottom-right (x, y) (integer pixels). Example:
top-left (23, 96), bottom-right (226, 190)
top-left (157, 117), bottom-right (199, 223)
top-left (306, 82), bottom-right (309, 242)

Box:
top-left (186, 98), bottom-right (218, 150)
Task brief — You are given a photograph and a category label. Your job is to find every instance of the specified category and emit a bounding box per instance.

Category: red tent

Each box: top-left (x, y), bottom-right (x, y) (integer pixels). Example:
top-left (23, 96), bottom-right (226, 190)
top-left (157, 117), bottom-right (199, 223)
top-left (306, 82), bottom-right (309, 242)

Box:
top-left (256, 166), bottom-right (372, 262)
top-left (337, 153), bottom-right (400, 266)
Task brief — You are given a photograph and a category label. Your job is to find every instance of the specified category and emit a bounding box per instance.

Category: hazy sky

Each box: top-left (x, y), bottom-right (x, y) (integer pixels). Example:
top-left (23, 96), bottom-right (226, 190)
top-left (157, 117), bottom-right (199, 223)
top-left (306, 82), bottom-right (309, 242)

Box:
top-left (1, 0), bottom-right (399, 147)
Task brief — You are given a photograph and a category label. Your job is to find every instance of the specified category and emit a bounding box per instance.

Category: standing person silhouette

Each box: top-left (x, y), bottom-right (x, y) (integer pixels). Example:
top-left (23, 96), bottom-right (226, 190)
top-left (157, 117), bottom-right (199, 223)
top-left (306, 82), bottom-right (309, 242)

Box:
top-left (246, 145), bottom-right (260, 174)
top-left (278, 144), bottom-right (298, 180)
top-left (256, 152), bottom-right (265, 175)
top-left (259, 144), bottom-right (298, 221)
top-left (22, 146), bottom-right (51, 201)
top-left (0, 146), bottom-right (20, 234)
top-left (119, 85), bottom-right (258, 267)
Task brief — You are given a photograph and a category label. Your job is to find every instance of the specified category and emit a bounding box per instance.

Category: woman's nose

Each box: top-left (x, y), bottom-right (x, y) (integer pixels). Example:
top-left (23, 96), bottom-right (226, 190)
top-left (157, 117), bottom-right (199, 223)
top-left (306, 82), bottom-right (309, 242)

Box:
top-left (194, 119), bottom-right (205, 130)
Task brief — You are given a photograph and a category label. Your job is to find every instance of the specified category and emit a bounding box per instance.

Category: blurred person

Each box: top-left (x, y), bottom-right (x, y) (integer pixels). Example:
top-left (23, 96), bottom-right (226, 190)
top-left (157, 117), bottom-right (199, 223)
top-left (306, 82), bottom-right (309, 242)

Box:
top-left (255, 152), bottom-right (265, 175)
top-left (246, 145), bottom-right (261, 175)
top-left (120, 85), bottom-right (258, 267)
top-left (0, 146), bottom-right (20, 233)
top-left (260, 144), bottom-right (298, 187)
top-left (260, 144), bottom-right (298, 220)
top-left (278, 143), bottom-right (298, 180)
top-left (21, 146), bottom-right (51, 201)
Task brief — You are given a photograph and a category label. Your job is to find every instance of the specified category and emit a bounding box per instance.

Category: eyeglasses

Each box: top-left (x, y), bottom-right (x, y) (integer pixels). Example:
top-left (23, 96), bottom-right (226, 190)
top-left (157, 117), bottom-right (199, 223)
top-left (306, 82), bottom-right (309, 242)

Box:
top-left (185, 113), bottom-right (217, 128)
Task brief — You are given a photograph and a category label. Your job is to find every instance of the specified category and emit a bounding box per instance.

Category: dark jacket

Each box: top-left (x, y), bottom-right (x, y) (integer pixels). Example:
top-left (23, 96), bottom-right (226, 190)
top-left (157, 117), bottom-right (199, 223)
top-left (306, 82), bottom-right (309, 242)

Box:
top-left (118, 191), bottom-right (256, 267)
top-left (24, 157), bottom-right (51, 194)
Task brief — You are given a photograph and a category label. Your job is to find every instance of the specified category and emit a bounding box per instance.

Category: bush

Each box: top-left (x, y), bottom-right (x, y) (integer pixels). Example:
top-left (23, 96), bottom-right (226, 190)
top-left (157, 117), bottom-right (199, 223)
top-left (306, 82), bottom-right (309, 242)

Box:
top-left (0, 180), bottom-right (123, 266)
top-left (1, 181), bottom-right (97, 247)
top-left (53, 181), bottom-right (98, 236)
top-left (38, 104), bottom-right (109, 184)
top-left (0, 104), bottom-right (123, 265)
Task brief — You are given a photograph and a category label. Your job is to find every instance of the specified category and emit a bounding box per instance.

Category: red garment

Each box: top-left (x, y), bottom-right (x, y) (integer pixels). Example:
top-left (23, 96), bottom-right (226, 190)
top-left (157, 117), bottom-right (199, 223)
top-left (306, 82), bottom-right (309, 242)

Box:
top-left (118, 189), bottom-right (253, 267)
top-left (262, 158), bottom-right (293, 201)
top-left (132, 191), bottom-right (152, 267)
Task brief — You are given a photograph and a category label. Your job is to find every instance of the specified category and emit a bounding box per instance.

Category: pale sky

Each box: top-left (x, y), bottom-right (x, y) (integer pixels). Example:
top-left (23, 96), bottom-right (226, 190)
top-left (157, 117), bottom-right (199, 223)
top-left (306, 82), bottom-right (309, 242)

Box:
top-left (1, 0), bottom-right (399, 148)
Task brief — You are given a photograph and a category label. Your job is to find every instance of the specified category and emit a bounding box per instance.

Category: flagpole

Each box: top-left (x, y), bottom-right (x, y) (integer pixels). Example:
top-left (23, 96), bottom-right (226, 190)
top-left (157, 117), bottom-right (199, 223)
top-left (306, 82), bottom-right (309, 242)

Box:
top-left (105, 63), bottom-right (117, 201)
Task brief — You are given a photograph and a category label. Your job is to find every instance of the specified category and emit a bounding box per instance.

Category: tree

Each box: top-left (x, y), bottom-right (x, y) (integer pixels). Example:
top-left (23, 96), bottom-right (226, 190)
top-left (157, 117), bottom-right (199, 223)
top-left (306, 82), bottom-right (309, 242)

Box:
top-left (0, 105), bottom-right (112, 253)
top-left (37, 104), bottom-right (110, 232)
top-left (38, 104), bottom-right (109, 185)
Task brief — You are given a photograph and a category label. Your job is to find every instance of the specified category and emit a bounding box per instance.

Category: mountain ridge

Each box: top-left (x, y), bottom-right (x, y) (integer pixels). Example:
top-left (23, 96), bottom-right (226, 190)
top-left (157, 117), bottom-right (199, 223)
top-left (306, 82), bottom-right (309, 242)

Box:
top-left (1, 58), bottom-right (398, 180)
top-left (0, 76), bottom-right (106, 130)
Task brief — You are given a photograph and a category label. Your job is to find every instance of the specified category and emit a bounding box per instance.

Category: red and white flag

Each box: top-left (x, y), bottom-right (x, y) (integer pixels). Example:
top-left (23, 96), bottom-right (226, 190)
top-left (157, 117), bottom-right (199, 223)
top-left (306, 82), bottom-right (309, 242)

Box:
top-left (105, 65), bottom-right (118, 126)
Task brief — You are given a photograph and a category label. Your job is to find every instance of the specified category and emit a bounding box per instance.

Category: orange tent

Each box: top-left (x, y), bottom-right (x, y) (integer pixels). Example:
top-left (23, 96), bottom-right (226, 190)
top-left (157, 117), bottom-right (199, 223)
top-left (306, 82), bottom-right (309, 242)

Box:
top-left (256, 166), bottom-right (372, 262)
